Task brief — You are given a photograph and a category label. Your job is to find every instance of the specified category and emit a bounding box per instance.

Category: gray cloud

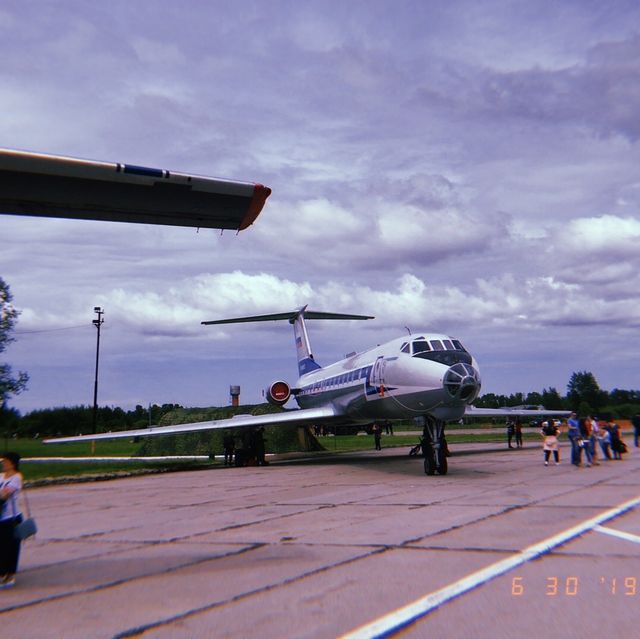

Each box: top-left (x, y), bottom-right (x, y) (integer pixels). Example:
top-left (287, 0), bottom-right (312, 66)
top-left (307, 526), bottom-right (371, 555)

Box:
top-left (2, 0), bottom-right (640, 411)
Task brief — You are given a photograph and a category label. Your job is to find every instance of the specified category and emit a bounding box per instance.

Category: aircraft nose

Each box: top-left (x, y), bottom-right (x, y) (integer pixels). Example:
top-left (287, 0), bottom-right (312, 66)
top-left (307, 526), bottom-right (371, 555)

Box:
top-left (443, 363), bottom-right (481, 402)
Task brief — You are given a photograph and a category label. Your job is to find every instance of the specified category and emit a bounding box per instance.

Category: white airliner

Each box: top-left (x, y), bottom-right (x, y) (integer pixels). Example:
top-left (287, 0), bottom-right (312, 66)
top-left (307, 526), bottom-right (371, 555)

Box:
top-left (45, 307), bottom-right (569, 475)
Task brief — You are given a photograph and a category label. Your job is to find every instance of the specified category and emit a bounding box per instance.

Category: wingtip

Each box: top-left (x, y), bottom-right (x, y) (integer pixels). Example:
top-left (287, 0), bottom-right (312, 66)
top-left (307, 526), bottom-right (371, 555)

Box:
top-left (238, 184), bottom-right (272, 231)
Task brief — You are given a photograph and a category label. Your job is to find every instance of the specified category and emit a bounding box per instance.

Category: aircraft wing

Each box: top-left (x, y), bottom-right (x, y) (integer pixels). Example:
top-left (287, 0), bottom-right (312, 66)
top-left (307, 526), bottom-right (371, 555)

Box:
top-left (0, 148), bottom-right (271, 231)
top-left (465, 407), bottom-right (571, 418)
top-left (43, 405), bottom-right (339, 445)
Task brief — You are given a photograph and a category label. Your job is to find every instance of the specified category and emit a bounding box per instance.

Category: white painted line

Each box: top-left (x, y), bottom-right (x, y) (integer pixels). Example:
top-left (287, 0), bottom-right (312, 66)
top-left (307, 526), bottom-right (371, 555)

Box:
top-left (594, 525), bottom-right (640, 545)
top-left (340, 494), bottom-right (640, 639)
top-left (22, 456), bottom-right (211, 463)
top-left (23, 453), bottom-right (277, 463)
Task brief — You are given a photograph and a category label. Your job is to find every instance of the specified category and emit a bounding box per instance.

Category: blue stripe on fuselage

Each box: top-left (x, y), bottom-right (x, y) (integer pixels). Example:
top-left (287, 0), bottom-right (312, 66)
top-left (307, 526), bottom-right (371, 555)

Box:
top-left (298, 365), bottom-right (373, 396)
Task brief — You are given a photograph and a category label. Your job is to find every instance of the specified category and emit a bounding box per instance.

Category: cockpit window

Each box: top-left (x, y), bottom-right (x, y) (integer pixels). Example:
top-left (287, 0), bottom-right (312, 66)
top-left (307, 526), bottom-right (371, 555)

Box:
top-left (400, 342), bottom-right (410, 353)
top-left (412, 340), bottom-right (431, 354)
top-left (442, 339), bottom-right (453, 350)
top-left (452, 339), bottom-right (465, 351)
top-left (430, 340), bottom-right (445, 351)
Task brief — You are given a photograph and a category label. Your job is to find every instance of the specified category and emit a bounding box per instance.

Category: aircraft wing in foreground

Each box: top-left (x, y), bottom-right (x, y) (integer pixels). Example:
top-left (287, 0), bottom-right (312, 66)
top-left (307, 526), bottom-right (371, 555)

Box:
top-left (0, 148), bottom-right (271, 230)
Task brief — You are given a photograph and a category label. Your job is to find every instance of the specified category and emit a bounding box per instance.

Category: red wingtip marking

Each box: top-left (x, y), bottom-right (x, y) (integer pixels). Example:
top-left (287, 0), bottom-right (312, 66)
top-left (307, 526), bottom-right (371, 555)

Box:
top-left (239, 184), bottom-right (272, 231)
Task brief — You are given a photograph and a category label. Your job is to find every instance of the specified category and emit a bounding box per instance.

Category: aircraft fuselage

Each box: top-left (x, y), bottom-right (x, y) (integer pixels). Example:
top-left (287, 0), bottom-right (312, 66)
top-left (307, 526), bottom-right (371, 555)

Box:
top-left (294, 333), bottom-right (481, 424)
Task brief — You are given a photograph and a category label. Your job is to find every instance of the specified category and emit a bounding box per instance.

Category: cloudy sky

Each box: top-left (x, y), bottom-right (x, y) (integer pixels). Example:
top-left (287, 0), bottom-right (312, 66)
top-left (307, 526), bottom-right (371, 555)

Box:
top-left (2, 0), bottom-right (640, 413)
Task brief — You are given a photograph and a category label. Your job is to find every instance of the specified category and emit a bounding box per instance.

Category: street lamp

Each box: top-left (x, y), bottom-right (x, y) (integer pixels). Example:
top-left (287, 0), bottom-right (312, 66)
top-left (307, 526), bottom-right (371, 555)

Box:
top-left (92, 306), bottom-right (104, 435)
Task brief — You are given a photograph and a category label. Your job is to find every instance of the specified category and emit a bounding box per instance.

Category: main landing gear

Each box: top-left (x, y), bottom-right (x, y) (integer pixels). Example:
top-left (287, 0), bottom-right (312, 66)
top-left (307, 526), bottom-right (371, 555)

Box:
top-left (416, 416), bottom-right (449, 476)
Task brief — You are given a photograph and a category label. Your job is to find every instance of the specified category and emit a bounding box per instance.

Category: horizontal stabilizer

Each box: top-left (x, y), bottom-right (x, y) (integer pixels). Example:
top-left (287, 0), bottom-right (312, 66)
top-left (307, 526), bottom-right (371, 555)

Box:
top-left (202, 309), bottom-right (374, 325)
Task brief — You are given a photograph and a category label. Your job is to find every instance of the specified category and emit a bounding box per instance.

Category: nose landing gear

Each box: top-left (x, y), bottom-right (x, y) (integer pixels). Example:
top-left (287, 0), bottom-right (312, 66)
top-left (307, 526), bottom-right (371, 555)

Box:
top-left (416, 416), bottom-right (449, 475)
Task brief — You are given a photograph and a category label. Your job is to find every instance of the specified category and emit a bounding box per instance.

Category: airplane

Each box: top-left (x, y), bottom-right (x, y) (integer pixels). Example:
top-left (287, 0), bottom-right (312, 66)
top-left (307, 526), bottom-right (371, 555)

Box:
top-left (45, 307), bottom-right (570, 476)
top-left (0, 148), bottom-right (271, 230)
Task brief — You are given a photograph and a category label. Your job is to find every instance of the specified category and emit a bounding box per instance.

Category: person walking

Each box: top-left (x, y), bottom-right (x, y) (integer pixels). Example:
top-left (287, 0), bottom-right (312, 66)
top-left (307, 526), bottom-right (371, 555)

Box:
top-left (579, 418), bottom-right (593, 467)
top-left (222, 432), bottom-right (235, 467)
top-left (254, 428), bottom-right (268, 466)
top-left (373, 423), bottom-right (382, 450)
top-left (609, 420), bottom-right (625, 460)
top-left (515, 419), bottom-right (523, 449)
top-left (588, 416), bottom-right (600, 465)
top-left (567, 412), bottom-right (582, 467)
top-left (0, 452), bottom-right (24, 588)
top-left (507, 420), bottom-right (515, 449)
top-left (541, 421), bottom-right (560, 465)
top-left (633, 413), bottom-right (640, 448)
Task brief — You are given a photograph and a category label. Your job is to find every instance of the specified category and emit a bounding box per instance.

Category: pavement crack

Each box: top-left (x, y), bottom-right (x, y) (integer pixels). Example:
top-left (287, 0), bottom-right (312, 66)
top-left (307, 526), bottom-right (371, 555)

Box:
top-left (111, 546), bottom-right (389, 639)
top-left (0, 543), bottom-right (265, 615)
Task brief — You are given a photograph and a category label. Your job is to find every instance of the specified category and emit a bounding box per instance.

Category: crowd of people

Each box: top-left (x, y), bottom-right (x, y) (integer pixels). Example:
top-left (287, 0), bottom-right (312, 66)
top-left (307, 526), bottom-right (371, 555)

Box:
top-left (540, 413), bottom-right (631, 467)
top-left (221, 428), bottom-right (268, 467)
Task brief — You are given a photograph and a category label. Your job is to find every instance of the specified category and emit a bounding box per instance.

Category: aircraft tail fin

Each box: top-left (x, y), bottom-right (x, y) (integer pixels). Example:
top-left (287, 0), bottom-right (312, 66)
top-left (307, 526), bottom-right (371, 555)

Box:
top-left (202, 307), bottom-right (374, 376)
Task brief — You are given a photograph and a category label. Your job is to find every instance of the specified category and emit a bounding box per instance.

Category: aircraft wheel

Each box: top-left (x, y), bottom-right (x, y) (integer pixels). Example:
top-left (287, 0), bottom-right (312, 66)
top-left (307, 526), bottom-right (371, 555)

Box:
top-left (436, 447), bottom-right (448, 475)
top-left (423, 447), bottom-right (436, 475)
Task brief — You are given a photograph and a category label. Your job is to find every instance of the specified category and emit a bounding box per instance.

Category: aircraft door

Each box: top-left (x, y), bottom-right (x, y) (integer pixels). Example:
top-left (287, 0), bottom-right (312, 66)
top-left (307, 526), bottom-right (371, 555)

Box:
top-left (368, 356), bottom-right (386, 397)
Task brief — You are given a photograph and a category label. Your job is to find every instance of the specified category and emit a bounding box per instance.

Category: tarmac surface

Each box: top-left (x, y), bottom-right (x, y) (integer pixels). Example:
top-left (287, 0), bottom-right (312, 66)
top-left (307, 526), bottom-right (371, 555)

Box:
top-left (2, 440), bottom-right (639, 639)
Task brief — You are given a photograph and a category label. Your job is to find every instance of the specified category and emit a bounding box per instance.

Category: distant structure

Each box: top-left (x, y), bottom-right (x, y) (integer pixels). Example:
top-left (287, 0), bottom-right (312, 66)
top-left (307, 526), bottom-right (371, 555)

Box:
top-left (230, 385), bottom-right (241, 407)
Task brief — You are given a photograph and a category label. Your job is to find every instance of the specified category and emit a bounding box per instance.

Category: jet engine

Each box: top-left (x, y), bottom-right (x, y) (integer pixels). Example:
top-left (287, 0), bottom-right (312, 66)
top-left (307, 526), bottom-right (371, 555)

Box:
top-left (265, 380), bottom-right (291, 406)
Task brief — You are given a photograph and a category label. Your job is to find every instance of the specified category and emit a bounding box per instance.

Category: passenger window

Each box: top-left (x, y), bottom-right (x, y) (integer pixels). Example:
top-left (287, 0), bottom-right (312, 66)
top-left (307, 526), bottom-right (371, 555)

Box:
top-left (430, 340), bottom-right (444, 351)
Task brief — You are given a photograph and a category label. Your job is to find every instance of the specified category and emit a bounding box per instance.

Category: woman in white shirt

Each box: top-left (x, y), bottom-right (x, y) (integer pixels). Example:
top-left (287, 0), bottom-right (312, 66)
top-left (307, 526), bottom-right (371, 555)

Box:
top-left (0, 452), bottom-right (23, 588)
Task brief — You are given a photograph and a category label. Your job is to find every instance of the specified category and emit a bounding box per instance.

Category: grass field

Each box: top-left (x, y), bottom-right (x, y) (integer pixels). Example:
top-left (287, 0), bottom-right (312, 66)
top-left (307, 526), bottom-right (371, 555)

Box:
top-left (22, 460), bottom-right (210, 483)
top-left (2, 423), bottom-right (589, 482)
top-left (1, 438), bottom-right (142, 458)
top-left (1, 439), bottom-right (208, 483)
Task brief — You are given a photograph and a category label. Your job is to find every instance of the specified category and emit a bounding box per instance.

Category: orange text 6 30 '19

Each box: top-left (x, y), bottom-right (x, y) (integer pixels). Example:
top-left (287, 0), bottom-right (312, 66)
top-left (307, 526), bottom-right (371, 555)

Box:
top-left (511, 576), bottom-right (637, 596)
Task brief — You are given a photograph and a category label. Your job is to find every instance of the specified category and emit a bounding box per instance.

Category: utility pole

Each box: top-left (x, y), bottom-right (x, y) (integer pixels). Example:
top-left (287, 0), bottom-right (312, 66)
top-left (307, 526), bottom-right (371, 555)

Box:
top-left (92, 306), bottom-right (104, 437)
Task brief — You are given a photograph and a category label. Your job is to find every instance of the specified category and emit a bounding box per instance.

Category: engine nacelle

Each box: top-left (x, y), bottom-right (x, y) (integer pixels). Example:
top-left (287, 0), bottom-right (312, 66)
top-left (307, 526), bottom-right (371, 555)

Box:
top-left (265, 380), bottom-right (291, 406)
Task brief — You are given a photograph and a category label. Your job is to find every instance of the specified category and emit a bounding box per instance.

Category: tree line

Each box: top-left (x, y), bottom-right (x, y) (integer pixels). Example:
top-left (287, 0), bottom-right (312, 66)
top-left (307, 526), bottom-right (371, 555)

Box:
top-left (474, 371), bottom-right (639, 419)
top-left (1, 370), bottom-right (637, 438)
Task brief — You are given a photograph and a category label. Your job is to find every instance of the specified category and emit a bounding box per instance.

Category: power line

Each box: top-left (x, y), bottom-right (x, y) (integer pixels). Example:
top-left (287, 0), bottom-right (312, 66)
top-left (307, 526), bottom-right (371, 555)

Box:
top-left (14, 324), bottom-right (92, 335)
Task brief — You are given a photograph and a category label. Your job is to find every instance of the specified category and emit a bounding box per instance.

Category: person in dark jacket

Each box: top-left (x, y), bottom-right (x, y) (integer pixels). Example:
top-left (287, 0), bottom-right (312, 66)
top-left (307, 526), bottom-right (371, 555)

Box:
top-left (633, 413), bottom-right (640, 448)
top-left (222, 432), bottom-right (235, 466)
top-left (254, 428), bottom-right (268, 465)
top-left (608, 420), bottom-right (625, 460)
top-left (372, 423), bottom-right (382, 450)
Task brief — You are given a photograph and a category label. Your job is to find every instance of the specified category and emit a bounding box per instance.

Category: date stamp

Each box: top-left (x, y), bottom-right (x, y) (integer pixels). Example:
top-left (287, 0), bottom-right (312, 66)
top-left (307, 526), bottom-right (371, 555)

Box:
top-left (512, 576), bottom-right (638, 597)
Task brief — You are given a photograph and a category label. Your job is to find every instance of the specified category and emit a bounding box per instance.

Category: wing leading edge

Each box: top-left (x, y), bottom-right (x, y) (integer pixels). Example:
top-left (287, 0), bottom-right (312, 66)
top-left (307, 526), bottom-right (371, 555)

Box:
top-left (0, 148), bottom-right (271, 231)
top-left (465, 407), bottom-right (571, 418)
top-left (43, 405), bottom-right (339, 445)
